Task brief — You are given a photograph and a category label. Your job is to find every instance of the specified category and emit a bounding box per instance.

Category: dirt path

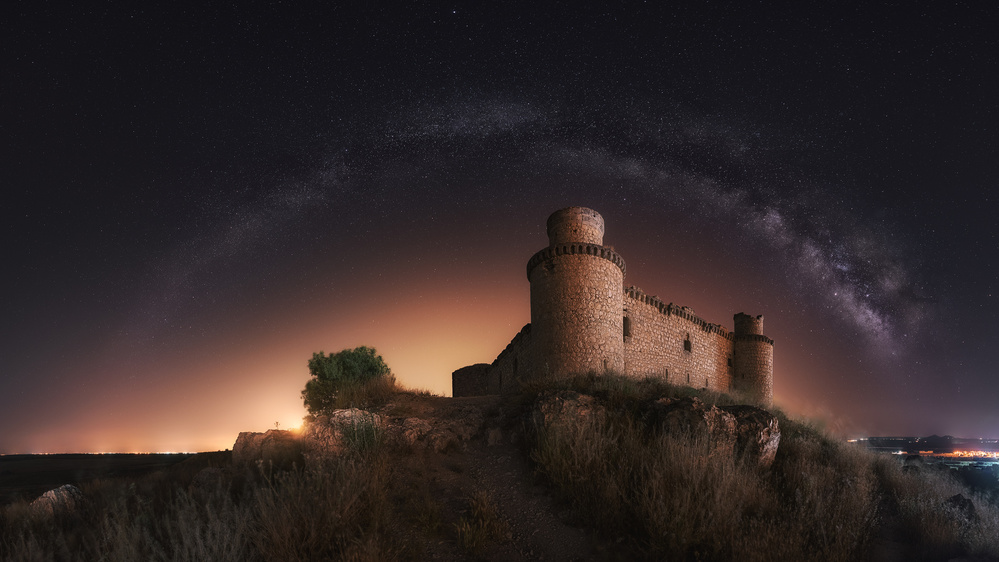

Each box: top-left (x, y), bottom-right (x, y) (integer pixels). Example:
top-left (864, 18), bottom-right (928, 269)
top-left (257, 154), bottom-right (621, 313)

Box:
top-left (381, 394), bottom-right (600, 561)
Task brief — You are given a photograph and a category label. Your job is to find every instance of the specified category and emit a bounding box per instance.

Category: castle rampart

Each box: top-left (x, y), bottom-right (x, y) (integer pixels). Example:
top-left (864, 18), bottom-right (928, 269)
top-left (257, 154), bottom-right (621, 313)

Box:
top-left (453, 207), bottom-right (774, 403)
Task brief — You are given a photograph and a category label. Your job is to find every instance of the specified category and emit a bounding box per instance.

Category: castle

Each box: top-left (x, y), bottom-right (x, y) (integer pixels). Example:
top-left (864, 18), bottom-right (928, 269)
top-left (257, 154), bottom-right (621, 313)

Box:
top-left (452, 206), bottom-right (774, 403)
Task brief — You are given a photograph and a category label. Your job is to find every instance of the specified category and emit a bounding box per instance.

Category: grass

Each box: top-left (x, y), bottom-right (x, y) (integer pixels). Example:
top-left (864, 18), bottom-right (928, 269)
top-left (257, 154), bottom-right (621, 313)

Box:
top-left (321, 374), bottom-right (401, 414)
top-left (0, 440), bottom-right (395, 561)
top-left (6, 372), bottom-right (999, 561)
top-left (527, 372), bottom-right (999, 561)
top-left (454, 490), bottom-right (509, 556)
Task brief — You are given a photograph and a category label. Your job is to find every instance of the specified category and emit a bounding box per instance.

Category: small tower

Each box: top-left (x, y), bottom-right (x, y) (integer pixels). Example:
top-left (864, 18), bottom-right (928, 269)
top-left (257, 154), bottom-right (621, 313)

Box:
top-left (732, 312), bottom-right (774, 404)
top-left (526, 207), bottom-right (627, 380)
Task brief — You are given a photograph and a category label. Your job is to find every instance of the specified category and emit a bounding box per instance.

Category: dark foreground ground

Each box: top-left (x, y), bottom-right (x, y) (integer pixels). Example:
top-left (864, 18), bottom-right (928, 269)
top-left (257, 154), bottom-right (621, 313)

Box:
top-left (0, 453), bottom-right (197, 506)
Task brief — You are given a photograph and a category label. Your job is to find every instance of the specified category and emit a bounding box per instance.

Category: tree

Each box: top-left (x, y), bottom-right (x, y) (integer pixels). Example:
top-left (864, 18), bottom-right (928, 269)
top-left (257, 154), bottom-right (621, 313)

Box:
top-left (301, 346), bottom-right (391, 416)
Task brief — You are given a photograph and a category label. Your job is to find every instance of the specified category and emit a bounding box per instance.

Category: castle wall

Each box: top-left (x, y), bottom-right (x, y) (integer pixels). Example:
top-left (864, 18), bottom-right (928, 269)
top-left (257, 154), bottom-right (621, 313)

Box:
top-left (490, 324), bottom-right (532, 393)
top-left (622, 288), bottom-right (734, 392)
top-left (451, 363), bottom-right (493, 397)
top-left (451, 206), bottom-right (773, 402)
top-left (529, 250), bottom-right (624, 378)
top-left (732, 313), bottom-right (774, 403)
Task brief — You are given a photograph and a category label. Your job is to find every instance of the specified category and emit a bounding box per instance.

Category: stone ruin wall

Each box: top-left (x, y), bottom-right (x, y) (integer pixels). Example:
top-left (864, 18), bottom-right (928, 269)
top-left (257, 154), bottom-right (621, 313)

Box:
top-left (622, 287), bottom-right (734, 392)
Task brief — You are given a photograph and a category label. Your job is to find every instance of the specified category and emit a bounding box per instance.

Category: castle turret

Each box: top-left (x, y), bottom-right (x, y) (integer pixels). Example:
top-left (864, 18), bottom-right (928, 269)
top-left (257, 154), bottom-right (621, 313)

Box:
top-left (732, 312), bottom-right (774, 404)
top-left (526, 207), bottom-right (626, 379)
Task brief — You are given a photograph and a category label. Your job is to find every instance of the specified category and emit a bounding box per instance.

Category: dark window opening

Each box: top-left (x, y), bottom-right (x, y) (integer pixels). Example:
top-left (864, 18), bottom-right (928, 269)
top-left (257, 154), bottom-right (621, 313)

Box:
top-left (727, 357), bottom-right (733, 367)
top-left (686, 372), bottom-right (690, 384)
top-left (683, 336), bottom-right (692, 353)
top-left (623, 316), bottom-right (632, 340)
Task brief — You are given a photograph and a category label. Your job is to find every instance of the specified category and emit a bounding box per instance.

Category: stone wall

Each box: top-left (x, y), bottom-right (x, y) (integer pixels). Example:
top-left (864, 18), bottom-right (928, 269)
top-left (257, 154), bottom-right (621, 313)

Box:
top-left (622, 287), bottom-right (735, 392)
top-left (451, 206), bottom-right (774, 403)
top-left (529, 251), bottom-right (624, 378)
top-left (547, 206), bottom-right (605, 246)
top-left (491, 324), bottom-right (532, 393)
top-left (451, 363), bottom-right (494, 397)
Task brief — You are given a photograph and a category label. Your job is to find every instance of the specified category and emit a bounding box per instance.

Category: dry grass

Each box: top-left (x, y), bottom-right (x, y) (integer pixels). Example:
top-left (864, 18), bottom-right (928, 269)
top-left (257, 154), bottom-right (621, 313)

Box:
top-left (528, 373), bottom-right (999, 561)
top-left (6, 374), bottom-right (999, 561)
top-left (454, 489), bottom-right (509, 556)
top-left (0, 439), bottom-right (394, 561)
top-left (326, 374), bottom-right (400, 412)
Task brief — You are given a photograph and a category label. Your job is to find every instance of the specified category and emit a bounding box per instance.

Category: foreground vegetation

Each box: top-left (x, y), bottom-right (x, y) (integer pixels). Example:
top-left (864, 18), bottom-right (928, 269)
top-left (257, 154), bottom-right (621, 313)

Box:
top-left (4, 369), bottom-right (999, 560)
top-left (527, 373), bottom-right (999, 561)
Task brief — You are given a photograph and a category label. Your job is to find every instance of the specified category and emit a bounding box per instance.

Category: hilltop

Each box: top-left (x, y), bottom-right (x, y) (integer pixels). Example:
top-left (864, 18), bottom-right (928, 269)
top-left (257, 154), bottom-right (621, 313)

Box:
top-left (4, 375), bottom-right (999, 560)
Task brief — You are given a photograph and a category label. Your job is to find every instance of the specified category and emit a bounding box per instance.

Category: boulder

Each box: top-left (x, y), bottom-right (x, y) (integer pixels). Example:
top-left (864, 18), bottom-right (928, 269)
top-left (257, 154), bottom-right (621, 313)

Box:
top-left (652, 397), bottom-right (780, 468)
top-left (232, 431), bottom-right (266, 465)
top-left (945, 493), bottom-right (977, 524)
top-left (653, 397), bottom-right (738, 455)
top-left (532, 391), bottom-right (606, 429)
top-left (383, 411), bottom-right (483, 453)
top-left (232, 429), bottom-right (303, 470)
top-left (721, 404), bottom-right (781, 468)
top-left (30, 484), bottom-right (85, 518)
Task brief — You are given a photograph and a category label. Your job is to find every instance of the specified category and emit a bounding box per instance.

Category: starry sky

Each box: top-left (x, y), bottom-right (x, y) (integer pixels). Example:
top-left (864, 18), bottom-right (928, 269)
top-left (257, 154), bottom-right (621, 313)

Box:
top-left (3, 3), bottom-right (998, 453)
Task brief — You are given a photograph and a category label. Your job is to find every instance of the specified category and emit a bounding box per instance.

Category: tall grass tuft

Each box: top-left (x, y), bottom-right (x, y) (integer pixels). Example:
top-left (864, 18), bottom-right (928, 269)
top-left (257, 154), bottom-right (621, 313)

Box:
top-left (529, 372), bottom-right (999, 560)
top-left (0, 446), bottom-right (393, 561)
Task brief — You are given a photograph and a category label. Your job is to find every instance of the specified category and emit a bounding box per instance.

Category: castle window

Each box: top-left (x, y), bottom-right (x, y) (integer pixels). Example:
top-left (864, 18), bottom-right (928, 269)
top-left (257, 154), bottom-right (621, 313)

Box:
top-left (683, 335), bottom-right (692, 353)
top-left (686, 372), bottom-right (690, 384)
top-left (727, 357), bottom-right (733, 367)
top-left (623, 316), bottom-right (632, 340)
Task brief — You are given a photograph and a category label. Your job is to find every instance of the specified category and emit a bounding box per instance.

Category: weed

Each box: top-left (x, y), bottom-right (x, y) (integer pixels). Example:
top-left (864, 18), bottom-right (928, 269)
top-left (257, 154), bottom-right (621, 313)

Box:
top-left (455, 490), bottom-right (509, 556)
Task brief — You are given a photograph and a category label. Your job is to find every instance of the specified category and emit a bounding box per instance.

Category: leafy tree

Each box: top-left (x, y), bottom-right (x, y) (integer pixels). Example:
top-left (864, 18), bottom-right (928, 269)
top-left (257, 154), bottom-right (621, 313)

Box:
top-left (302, 346), bottom-right (391, 416)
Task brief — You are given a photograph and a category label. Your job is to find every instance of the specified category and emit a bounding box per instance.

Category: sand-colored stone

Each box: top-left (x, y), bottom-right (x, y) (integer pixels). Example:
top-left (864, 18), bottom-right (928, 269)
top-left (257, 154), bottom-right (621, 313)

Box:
top-left (454, 207), bottom-right (774, 404)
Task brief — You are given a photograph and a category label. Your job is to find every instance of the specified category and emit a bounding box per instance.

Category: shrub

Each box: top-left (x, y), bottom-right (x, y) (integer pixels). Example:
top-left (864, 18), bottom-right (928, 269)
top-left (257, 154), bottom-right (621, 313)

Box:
top-left (301, 347), bottom-right (392, 417)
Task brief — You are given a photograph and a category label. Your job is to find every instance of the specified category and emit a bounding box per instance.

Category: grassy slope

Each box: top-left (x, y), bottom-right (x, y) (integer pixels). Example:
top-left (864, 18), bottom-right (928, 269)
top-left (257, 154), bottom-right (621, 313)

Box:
top-left (3, 374), bottom-right (999, 561)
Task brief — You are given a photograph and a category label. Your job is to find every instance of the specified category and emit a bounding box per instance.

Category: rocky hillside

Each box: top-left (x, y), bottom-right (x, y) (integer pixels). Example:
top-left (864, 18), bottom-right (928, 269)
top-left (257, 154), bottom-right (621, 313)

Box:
top-left (232, 383), bottom-right (782, 560)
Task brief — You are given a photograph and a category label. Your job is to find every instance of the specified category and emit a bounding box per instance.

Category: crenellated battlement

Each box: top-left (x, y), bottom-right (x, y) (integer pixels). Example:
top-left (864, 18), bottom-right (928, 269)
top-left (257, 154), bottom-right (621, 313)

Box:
top-left (624, 286), bottom-right (735, 339)
top-left (526, 243), bottom-right (626, 280)
top-left (453, 206), bottom-right (774, 404)
top-left (734, 333), bottom-right (775, 346)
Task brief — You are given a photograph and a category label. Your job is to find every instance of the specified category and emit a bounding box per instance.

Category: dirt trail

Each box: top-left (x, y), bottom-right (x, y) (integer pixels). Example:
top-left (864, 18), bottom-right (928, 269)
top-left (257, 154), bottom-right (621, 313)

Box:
top-left (381, 394), bottom-right (600, 561)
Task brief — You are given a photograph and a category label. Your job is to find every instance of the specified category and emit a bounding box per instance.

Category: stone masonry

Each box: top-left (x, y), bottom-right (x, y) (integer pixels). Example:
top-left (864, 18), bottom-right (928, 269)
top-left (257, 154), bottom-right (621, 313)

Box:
top-left (453, 206), bottom-right (774, 404)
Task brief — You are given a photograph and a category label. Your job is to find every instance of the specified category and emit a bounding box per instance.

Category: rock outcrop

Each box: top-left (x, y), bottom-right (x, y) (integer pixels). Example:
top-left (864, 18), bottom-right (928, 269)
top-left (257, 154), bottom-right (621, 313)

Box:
top-left (532, 391), bottom-right (606, 429)
top-left (653, 397), bottom-right (780, 468)
top-left (533, 393), bottom-right (780, 469)
top-left (722, 404), bottom-right (781, 468)
top-left (30, 484), bottom-right (85, 518)
top-left (232, 429), bottom-right (304, 469)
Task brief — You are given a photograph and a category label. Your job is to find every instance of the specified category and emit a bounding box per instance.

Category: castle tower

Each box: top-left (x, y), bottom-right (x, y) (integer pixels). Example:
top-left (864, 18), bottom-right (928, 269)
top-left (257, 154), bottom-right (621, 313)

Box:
top-left (526, 207), bottom-right (627, 379)
top-left (732, 312), bottom-right (774, 404)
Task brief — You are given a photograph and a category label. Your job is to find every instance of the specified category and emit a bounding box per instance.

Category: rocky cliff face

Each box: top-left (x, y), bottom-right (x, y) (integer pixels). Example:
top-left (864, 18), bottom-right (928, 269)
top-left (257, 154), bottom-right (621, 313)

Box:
top-left (533, 391), bottom-right (780, 468)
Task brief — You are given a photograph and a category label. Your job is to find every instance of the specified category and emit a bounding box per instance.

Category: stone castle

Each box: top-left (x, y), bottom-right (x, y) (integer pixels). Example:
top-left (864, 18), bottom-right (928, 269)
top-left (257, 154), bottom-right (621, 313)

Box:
top-left (452, 206), bottom-right (774, 403)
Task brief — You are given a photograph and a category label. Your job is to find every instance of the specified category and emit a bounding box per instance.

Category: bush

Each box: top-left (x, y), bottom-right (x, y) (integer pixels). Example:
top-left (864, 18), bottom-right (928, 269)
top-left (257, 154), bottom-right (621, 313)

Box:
top-left (301, 347), bottom-right (392, 417)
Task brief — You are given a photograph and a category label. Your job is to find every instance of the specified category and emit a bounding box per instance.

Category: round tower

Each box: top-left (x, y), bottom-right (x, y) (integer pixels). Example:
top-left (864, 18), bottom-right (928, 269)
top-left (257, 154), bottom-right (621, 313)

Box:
top-left (732, 312), bottom-right (774, 404)
top-left (527, 207), bottom-right (626, 380)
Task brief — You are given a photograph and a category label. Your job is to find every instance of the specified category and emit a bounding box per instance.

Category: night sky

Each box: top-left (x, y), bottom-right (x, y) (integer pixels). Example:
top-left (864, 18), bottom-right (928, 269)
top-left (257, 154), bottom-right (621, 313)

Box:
top-left (3, 3), bottom-right (997, 453)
